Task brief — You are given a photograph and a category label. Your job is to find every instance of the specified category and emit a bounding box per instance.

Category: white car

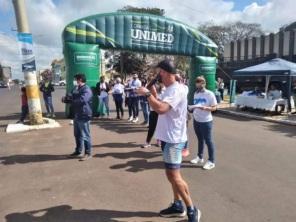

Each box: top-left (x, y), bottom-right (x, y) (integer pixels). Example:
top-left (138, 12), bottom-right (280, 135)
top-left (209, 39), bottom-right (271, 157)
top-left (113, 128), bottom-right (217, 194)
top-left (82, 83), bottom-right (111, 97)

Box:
top-left (59, 80), bottom-right (66, 86)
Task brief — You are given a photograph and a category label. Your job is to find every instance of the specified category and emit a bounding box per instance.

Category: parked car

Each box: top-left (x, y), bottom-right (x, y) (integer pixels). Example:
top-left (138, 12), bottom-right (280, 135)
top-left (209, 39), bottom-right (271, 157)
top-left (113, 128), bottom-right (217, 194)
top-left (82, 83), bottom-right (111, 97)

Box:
top-left (59, 80), bottom-right (66, 86)
top-left (0, 81), bottom-right (8, 88)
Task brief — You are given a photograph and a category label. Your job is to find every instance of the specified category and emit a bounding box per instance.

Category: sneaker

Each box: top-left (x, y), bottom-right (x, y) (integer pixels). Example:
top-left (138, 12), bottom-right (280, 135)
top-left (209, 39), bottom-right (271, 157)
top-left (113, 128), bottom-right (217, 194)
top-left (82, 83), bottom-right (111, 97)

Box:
top-left (46, 113), bottom-right (51, 117)
top-left (187, 207), bottom-right (201, 222)
top-left (141, 143), bottom-right (151, 148)
top-left (190, 157), bottom-right (204, 165)
top-left (155, 140), bottom-right (161, 147)
top-left (80, 154), bottom-right (92, 161)
top-left (128, 116), bottom-right (133, 122)
top-left (68, 152), bottom-right (82, 158)
top-left (159, 201), bottom-right (186, 218)
top-left (203, 160), bottom-right (215, 170)
top-left (132, 117), bottom-right (139, 123)
top-left (51, 113), bottom-right (56, 118)
top-left (182, 148), bottom-right (190, 157)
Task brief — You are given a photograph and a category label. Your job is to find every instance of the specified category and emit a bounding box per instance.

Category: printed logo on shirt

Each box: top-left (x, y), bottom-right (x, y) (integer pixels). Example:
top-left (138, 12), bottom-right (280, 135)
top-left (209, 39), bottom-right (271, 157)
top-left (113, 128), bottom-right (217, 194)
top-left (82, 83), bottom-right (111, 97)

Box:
top-left (194, 98), bottom-right (207, 105)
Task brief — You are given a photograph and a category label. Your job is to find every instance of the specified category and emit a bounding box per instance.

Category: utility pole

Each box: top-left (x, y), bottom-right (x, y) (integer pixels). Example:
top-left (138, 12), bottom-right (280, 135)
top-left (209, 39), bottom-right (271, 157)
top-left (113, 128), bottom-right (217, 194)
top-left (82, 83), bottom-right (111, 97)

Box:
top-left (13, 0), bottom-right (43, 125)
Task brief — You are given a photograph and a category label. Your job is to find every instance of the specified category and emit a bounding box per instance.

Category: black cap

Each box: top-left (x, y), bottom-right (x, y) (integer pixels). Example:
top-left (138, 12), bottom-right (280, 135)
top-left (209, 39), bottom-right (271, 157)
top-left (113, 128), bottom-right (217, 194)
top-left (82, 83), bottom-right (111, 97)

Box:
top-left (156, 59), bottom-right (176, 74)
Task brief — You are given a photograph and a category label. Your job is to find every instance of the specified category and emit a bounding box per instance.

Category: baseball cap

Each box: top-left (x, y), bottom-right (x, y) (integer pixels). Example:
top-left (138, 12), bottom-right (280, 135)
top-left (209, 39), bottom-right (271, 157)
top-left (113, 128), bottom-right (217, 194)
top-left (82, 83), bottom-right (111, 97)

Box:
top-left (156, 59), bottom-right (176, 74)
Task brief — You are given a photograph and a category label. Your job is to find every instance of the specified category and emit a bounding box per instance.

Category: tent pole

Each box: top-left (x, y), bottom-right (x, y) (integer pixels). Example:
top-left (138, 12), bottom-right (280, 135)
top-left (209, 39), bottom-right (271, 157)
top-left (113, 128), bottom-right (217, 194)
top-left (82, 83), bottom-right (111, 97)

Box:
top-left (265, 75), bottom-right (270, 99)
top-left (287, 72), bottom-right (292, 112)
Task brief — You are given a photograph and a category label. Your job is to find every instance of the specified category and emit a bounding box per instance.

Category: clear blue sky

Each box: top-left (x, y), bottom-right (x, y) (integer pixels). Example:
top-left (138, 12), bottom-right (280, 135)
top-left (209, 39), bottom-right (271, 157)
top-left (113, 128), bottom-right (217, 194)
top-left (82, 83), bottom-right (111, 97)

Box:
top-left (225, 0), bottom-right (268, 10)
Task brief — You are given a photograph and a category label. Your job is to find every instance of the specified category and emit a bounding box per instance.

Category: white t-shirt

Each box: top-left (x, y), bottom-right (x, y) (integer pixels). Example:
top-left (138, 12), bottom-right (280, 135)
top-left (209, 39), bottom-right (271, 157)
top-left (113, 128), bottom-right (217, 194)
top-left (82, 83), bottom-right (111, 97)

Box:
top-left (99, 82), bottom-right (108, 98)
top-left (155, 82), bottom-right (188, 143)
top-left (193, 89), bottom-right (217, 122)
top-left (113, 83), bottom-right (124, 94)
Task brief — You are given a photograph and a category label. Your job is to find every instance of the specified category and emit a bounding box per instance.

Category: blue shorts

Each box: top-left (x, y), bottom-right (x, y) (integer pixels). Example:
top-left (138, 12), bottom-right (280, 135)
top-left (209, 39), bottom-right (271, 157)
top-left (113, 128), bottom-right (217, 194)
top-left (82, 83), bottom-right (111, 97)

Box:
top-left (161, 141), bottom-right (186, 169)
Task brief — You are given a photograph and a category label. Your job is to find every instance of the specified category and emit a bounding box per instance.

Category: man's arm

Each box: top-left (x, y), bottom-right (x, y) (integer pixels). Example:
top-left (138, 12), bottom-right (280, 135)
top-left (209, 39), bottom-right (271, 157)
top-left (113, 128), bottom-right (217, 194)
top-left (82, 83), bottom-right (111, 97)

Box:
top-left (147, 94), bottom-right (171, 114)
top-left (73, 88), bottom-right (92, 105)
top-left (136, 87), bottom-right (170, 114)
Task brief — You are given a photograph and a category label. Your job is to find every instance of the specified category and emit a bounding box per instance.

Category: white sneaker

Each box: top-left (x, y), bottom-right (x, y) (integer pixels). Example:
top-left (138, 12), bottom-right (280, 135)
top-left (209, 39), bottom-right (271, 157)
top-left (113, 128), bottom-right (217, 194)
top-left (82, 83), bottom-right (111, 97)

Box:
top-left (128, 116), bottom-right (133, 122)
top-left (190, 157), bottom-right (204, 165)
top-left (203, 161), bottom-right (215, 170)
top-left (141, 143), bottom-right (151, 148)
top-left (132, 117), bottom-right (139, 123)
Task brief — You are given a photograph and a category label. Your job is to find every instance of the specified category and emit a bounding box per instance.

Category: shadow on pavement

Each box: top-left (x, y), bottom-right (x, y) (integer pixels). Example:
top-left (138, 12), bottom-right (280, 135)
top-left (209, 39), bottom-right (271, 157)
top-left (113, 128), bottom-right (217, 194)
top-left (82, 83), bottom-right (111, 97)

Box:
top-left (5, 205), bottom-right (158, 222)
top-left (0, 113), bottom-right (20, 121)
top-left (94, 150), bottom-right (161, 160)
top-left (93, 119), bottom-right (148, 134)
top-left (215, 112), bottom-right (254, 122)
top-left (110, 159), bottom-right (164, 172)
top-left (93, 142), bottom-right (140, 148)
top-left (263, 123), bottom-right (296, 138)
top-left (0, 154), bottom-right (69, 165)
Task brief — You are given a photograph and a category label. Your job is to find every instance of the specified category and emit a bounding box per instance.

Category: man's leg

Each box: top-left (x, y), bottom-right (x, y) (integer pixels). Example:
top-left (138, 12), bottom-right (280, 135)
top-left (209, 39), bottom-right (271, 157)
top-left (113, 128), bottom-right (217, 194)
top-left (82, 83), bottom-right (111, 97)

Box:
top-left (135, 97), bottom-right (139, 117)
top-left (73, 120), bottom-right (83, 154)
top-left (193, 120), bottom-right (205, 159)
top-left (115, 100), bottom-right (120, 118)
top-left (204, 121), bottom-right (215, 163)
top-left (81, 120), bottom-right (92, 155)
top-left (160, 142), bottom-right (200, 221)
top-left (131, 98), bottom-right (136, 118)
top-left (166, 169), bottom-right (193, 207)
top-left (119, 99), bottom-right (124, 117)
top-left (127, 98), bottom-right (132, 118)
top-left (48, 96), bottom-right (54, 114)
top-left (146, 111), bottom-right (158, 144)
top-left (103, 96), bottom-right (110, 116)
top-left (44, 96), bottom-right (50, 114)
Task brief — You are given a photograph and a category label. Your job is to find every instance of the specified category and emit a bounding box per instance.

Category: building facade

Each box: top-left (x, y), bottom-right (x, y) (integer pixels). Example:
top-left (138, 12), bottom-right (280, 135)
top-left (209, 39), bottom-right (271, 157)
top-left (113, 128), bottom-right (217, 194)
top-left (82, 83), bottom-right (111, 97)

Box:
top-left (221, 22), bottom-right (296, 77)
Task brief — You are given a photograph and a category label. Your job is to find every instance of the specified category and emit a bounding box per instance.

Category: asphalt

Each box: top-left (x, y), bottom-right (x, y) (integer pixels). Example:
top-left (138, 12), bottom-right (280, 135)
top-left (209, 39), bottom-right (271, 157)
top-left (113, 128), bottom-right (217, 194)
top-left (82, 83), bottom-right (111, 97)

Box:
top-left (0, 86), bottom-right (295, 222)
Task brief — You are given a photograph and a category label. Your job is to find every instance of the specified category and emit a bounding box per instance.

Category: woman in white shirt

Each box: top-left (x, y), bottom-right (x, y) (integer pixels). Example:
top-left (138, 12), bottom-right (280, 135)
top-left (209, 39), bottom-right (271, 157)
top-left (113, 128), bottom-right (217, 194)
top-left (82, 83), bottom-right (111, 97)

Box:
top-left (189, 76), bottom-right (217, 170)
top-left (96, 76), bottom-right (110, 118)
top-left (112, 77), bottom-right (125, 119)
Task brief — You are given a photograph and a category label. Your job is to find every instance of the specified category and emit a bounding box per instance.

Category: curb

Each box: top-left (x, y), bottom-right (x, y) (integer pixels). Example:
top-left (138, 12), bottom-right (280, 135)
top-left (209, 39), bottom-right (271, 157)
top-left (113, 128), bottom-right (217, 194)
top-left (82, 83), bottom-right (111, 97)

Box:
top-left (6, 118), bottom-right (61, 133)
top-left (217, 109), bottom-right (296, 126)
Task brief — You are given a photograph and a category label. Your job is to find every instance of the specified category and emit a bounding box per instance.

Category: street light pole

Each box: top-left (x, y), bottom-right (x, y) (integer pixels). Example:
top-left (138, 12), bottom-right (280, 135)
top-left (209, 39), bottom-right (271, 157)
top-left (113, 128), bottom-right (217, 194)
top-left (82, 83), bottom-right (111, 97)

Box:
top-left (12, 0), bottom-right (43, 125)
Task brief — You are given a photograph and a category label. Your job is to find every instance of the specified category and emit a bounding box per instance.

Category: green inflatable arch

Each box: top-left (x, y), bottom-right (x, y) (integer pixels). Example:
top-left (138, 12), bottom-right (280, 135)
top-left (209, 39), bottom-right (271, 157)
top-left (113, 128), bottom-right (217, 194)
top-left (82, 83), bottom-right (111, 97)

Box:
top-left (62, 12), bottom-right (218, 114)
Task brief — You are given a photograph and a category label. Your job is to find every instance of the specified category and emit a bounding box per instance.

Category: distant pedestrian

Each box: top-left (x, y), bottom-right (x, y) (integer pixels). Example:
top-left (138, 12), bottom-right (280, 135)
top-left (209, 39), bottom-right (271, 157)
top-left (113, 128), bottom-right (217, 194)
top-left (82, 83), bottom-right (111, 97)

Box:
top-left (293, 80), bottom-right (296, 113)
top-left (141, 82), bottom-right (164, 148)
top-left (67, 74), bottom-right (93, 161)
top-left (39, 78), bottom-right (55, 118)
top-left (217, 78), bottom-right (224, 101)
top-left (96, 76), bottom-right (110, 118)
top-left (112, 77), bottom-right (125, 119)
top-left (137, 59), bottom-right (201, 222)
top-left (139, 74), bottom-right (150, 125)
top-left (17, 86), bottom-right (29, 123)
top-left (189, 76), bottom-right (217, 170)
top-left (128, 73), bottom-right (141, 123)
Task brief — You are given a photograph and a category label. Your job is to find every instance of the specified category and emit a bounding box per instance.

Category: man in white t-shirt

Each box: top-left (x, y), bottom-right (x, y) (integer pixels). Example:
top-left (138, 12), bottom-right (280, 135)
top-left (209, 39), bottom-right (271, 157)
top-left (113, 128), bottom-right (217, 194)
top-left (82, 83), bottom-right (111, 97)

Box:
top-left (189, 76), bottom-right (217, 170)
top-left (137, 59), bottom-right (201, 222)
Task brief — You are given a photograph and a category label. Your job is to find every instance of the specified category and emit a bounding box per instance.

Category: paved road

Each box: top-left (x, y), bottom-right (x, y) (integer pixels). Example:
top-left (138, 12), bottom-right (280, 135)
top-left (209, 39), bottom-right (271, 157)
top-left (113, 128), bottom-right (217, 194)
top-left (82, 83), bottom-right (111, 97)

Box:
top-left (0, 86), bottom-right (295, 222)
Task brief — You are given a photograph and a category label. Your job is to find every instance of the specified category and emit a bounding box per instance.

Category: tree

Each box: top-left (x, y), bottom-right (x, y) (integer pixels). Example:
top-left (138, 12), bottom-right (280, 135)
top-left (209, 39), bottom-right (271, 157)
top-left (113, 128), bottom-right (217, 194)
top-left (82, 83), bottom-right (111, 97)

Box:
top-left (198, 21), bottom-right (264, 59)
top-left (118, 5), bottom-right (165, 16)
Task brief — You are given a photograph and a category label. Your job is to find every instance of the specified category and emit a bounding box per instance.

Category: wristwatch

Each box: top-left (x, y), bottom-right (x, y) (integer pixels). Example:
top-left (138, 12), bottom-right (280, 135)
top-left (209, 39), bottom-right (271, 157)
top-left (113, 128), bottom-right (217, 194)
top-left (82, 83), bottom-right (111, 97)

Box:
top-left (145, 91), bottom-right (152, 98)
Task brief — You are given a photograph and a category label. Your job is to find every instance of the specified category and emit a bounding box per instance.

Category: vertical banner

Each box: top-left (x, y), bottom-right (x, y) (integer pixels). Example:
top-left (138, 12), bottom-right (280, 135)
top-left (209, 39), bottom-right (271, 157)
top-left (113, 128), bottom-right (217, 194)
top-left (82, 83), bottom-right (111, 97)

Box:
top-left (17, 33), bottom-right (36, 72)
